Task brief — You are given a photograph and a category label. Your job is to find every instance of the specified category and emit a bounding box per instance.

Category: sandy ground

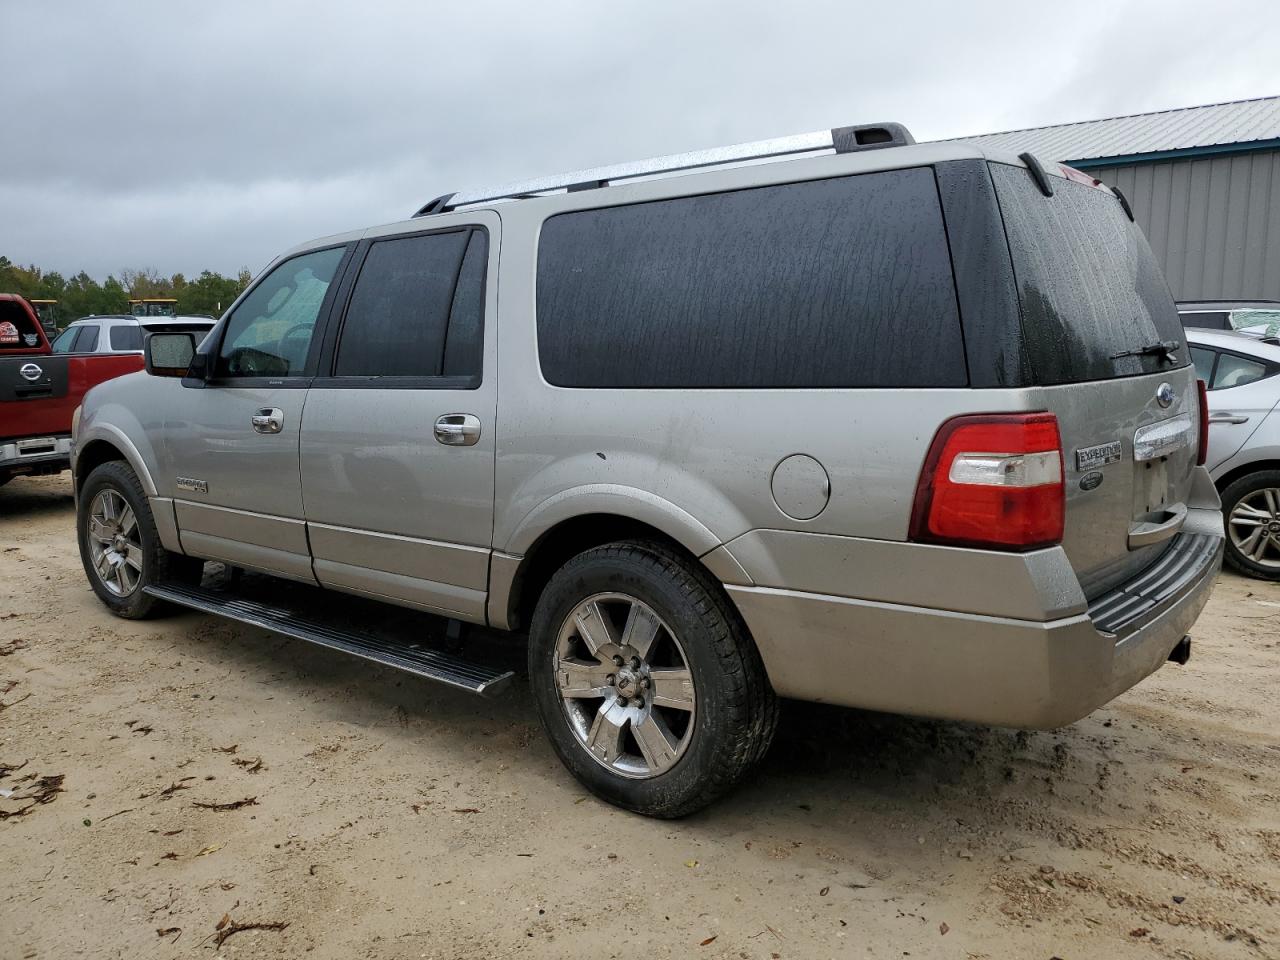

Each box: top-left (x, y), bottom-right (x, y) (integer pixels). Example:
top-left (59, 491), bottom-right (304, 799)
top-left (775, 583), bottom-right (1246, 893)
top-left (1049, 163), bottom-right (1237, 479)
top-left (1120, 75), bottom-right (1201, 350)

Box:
top-left (1, 474), bottom-right (1278, 960)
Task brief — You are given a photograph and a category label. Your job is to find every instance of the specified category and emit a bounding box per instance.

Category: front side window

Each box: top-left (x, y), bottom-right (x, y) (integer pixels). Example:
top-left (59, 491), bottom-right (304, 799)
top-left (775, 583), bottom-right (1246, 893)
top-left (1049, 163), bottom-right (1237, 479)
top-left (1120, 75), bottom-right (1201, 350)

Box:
top-left (536, 169), bottom-right (966, 388)
top-left (333, 228), bottom-right (486, 381)
top-left (51, 327), bottom-right (79, 352)
top-left (217, 246), bottom-right (346, 378)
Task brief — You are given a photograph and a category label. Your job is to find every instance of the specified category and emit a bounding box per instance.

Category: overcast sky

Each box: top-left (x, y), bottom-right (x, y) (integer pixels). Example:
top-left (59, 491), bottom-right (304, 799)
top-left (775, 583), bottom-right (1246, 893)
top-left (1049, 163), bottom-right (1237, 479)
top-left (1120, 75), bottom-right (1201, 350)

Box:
top-left (2, 0), bottom-right (1277, 280)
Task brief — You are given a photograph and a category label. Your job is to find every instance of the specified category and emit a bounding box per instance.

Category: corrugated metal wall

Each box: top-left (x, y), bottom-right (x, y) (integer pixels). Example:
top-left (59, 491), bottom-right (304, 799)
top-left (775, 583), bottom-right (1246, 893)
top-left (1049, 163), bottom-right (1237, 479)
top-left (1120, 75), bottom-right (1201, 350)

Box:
top-left (1089, 148), bottom-right (1280, 300)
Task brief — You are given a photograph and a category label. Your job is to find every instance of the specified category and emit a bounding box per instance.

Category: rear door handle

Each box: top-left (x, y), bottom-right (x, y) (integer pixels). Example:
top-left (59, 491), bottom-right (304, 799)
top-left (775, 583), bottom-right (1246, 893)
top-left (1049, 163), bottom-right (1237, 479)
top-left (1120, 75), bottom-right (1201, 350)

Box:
top-left (251, 408), bottom-right (284, 434)
top-left (434, 413), bottom-right (481, 446)
top-left (1208, 413), bottom-right (1249, 425)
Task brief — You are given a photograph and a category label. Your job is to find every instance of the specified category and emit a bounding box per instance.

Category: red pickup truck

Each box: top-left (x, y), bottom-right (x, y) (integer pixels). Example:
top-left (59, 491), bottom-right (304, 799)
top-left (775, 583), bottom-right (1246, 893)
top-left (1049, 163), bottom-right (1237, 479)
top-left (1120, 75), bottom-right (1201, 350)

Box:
top-left (1, 295), bottom-right (154, 485)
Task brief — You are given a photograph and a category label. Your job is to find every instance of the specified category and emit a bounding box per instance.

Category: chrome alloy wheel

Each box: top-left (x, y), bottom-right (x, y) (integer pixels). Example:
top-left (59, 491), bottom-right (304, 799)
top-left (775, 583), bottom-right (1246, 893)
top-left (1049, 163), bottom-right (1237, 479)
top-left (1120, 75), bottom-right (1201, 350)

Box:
top-left (554, 593), bottom-right (696, 779)
top-left (1228, 488), bottom-right (1280, 569)
top-left (86, 489), bottom-right (144, 596)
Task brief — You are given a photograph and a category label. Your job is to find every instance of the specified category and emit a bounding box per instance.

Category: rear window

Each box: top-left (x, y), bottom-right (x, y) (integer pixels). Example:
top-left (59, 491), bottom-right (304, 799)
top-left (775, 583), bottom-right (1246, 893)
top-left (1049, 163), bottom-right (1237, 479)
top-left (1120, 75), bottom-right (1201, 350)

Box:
top-left (991, 162), bottom-right (1187, 384)
top-left (536, 168), bottom-right (966, 388)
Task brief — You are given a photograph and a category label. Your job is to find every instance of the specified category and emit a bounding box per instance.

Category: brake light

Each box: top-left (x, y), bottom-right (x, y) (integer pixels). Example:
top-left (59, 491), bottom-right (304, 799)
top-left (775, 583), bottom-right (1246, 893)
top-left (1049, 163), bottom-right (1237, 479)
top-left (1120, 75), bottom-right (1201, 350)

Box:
top-left (910, 413), bottom-right (1065, 551)
top-left (1196, 378), bottom-right (1209, 466)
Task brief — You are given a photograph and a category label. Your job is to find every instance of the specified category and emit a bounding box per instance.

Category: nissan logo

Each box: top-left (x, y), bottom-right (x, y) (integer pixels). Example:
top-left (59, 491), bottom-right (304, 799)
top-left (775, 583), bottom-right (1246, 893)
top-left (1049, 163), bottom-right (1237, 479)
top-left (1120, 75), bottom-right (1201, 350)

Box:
top-left (1156, 382), bottom-right (1175, 408)
top-left (19, 363), bottom-right (43, 382)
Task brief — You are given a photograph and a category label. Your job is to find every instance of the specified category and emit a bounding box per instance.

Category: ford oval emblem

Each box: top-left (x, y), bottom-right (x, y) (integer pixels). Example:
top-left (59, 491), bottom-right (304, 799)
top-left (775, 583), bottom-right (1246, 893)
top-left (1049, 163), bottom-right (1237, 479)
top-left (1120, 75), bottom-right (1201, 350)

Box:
top-left (1156, 382), bottom-right (1175, 408)
top-left (19, 362), bottom-right (43, 382)
top-left (1079, 471), bottom-right (1104, 491)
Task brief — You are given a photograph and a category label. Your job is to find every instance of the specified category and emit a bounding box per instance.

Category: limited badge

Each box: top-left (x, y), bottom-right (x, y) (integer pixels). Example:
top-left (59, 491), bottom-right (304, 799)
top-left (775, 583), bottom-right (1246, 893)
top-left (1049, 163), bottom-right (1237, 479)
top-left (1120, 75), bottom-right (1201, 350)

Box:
top-left (1076, 440), bottom-right (1122, 470)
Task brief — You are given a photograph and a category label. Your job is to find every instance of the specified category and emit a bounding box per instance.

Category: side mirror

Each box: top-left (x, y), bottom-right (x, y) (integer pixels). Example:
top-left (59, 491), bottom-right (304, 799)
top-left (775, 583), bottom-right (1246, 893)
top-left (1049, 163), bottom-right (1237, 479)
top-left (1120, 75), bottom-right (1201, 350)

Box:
top-left (143, 331), bottom-right (197, 378)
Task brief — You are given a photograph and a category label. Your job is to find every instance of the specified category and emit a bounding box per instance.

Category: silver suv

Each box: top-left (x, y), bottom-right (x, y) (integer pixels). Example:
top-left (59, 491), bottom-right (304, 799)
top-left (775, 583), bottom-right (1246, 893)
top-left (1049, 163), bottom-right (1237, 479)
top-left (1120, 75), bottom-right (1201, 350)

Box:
top-left (71, 123), bottom-right (1224, 817)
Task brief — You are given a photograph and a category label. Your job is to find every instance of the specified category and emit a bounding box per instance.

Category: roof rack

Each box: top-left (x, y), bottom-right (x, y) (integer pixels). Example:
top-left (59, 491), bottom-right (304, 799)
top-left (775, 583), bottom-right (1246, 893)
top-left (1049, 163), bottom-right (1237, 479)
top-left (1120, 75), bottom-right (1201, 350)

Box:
top-left (412, 121), bottom-right (915, 217)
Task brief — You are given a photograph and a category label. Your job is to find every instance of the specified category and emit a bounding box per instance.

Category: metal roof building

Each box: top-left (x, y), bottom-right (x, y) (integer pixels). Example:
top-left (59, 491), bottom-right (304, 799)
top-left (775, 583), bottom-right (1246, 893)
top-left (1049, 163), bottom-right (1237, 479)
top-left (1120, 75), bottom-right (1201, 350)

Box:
top-left (952, 96), bottom-right (1280, 300)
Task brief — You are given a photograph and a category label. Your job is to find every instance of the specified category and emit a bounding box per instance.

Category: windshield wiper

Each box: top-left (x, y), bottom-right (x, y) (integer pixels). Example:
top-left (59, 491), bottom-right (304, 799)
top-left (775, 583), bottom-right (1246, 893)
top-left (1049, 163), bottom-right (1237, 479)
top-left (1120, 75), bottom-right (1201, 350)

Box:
top-left (1111, 339), bottom-right (1180, 363)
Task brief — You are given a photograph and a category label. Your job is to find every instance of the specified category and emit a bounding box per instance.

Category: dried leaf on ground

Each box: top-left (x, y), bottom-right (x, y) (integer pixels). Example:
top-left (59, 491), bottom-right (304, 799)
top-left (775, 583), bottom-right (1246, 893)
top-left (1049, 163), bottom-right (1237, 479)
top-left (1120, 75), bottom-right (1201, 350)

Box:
top-left (232, 756), bottom-right (264, 774)
top-left (156, 927), bottom-right (181, 941)
top-left (193, 796), bottom-right (258, 811)
top-left (213, 918), bottom-right (290, 948)
top-left (452, 807), bottom-right (480, 814)
top-left (214, 744), bottom-right (238, 754)
top-left (194, 843), bottom-right (222, 857)
top-left (699, 935), bottom-right (717, 946)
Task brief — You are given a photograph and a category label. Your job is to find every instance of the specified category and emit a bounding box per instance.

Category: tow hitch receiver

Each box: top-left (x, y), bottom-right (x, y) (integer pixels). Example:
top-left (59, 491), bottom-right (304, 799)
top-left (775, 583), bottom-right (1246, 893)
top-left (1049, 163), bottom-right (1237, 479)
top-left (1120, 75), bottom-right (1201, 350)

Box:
top-left (1168, 635), bottom-right (1192, 665)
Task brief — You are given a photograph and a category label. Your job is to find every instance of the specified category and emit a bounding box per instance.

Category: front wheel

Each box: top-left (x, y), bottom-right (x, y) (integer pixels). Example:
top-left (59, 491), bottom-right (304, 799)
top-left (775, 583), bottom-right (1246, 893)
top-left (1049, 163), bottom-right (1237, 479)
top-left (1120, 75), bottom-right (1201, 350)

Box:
top-left (77, 460), bottom-right (204, 618)
top-left (528, 540), bottom-right (777, 818)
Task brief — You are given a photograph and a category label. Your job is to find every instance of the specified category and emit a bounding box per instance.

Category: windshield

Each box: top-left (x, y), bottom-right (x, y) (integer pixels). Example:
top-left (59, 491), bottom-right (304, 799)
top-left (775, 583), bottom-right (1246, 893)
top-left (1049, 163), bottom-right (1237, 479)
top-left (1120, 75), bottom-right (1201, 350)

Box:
top-left (991, 162), bottom-right (1188, 384)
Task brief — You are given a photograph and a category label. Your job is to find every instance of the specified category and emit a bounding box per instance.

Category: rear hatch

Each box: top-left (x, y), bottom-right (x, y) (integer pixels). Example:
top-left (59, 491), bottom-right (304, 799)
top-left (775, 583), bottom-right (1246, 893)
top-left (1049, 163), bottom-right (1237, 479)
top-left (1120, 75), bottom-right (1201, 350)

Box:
top-left (990, 160), bottom-right (1200, 598)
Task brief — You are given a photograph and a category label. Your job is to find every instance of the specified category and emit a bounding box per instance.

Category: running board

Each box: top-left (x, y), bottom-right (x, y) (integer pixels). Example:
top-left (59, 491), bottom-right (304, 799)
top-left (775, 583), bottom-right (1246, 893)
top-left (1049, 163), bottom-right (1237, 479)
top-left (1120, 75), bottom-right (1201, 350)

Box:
top-left (144, 582), bottom-right (514, 697)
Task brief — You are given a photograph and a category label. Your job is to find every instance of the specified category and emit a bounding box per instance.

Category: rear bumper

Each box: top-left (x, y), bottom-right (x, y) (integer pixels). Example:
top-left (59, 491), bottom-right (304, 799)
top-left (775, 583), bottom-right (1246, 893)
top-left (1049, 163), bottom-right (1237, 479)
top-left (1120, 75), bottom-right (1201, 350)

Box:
top-left (726, 527), bottom-right (1223, 729)
top-left (0, 435), bottom-right (72, 477)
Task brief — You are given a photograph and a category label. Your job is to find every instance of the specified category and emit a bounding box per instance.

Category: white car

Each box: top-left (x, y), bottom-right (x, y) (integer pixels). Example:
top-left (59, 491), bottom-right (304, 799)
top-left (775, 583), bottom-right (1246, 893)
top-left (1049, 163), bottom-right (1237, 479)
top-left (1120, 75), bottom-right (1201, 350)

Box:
top-left (50, 314), bottom-right (215, 355)
top-left (1188, 328), bottom-right (1280, 578)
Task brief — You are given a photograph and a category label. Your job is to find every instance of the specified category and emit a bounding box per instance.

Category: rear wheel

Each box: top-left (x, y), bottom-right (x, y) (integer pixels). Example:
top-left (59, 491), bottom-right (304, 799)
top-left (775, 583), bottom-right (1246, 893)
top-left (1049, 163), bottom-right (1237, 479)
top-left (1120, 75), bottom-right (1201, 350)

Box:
top-left (528, 540), bottom-right (777, 818)
top-left (1222, 469), bottom-right (1280, 580)
top-left (77, 460), bottom-right (204, 618)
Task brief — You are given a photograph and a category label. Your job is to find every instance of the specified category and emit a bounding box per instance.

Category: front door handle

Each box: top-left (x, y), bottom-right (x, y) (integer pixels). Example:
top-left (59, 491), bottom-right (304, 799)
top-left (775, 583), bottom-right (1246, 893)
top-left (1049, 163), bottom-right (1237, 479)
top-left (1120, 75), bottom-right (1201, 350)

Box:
top-left (1208, 412), bottom-right (1250, 425)
top-left (251, 408), bottom-right (284, 434)
top-left (434, 413), bottom-right (481, 446)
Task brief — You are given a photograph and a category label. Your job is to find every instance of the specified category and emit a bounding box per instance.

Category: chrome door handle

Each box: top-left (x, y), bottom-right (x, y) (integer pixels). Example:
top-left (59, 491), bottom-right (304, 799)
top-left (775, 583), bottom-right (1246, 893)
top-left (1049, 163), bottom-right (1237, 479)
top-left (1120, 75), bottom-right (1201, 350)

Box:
top-left (1208, 413), bottom-right (1249, 425)
top-left (434, 413), bottom-right (481, 446)
top-left (251, 408), bottom-right (284, 434)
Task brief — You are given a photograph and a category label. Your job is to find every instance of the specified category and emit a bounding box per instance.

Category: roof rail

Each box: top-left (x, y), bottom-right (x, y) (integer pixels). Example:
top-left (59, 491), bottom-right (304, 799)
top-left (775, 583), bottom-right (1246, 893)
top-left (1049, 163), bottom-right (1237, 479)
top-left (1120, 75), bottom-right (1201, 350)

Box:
top-left (411, 121), bottom-right (914, 217)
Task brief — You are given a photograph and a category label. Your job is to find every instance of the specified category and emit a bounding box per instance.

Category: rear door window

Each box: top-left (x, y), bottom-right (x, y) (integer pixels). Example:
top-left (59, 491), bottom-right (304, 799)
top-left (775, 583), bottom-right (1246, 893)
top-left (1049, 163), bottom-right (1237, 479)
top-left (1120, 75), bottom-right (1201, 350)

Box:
top-left (536, 168), bottom-right (966, 388)
top-left (332, 228), bottom-right (484, 382)
top-left (74, 324), bottom-right (100, 352)
top-left (991, 162), bottom-right (1188, 384)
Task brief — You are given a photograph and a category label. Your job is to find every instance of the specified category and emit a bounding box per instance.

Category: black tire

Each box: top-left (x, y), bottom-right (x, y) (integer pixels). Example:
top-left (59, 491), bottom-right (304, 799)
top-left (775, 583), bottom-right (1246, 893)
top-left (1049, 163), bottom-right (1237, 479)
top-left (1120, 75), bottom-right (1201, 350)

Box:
top-left (77, 460), bottom-right (204, 618)
top-left (1221, 469), bottom-right (1280, 580)
top-left (528, 540), bottom-right (778, 818)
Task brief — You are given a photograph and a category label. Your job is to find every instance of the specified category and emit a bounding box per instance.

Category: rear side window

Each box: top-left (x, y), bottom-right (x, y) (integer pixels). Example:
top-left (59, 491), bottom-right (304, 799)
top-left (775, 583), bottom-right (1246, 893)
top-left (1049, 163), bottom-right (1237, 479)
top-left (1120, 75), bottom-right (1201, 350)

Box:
top-left (536, 169), bottom-right (966, 388)
top-left (109, 325), bottom-right (143, 351)
top-left (1212, 352), bottom-right (1270, 390)
top-left (334, 228), bottom-right (484, 380)
top-left (991, 162), bottom-right (1187, 384)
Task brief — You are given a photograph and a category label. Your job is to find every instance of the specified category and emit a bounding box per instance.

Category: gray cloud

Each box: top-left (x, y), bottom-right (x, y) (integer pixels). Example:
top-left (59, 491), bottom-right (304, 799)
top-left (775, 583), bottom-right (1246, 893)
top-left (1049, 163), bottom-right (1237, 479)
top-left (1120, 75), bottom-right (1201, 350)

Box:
top-left (2, 0), bottom-right (1276, 279)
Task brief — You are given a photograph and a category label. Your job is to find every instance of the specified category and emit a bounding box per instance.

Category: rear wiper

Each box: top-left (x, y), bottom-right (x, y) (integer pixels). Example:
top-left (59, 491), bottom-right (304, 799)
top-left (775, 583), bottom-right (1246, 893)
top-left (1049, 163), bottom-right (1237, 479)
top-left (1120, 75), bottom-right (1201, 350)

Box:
top-left (1111, 339), bottom-right (1180, 363)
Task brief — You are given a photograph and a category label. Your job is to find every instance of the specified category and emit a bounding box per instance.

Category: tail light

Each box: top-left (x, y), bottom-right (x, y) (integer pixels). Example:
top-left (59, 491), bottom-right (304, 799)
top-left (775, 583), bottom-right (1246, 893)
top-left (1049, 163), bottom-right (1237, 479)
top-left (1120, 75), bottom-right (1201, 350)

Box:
top-left (1196, 378), bottom-right (1209, 466)
top-left (910, 413), bottom-right (1065, 551)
